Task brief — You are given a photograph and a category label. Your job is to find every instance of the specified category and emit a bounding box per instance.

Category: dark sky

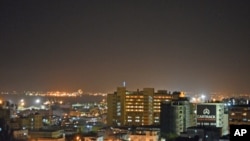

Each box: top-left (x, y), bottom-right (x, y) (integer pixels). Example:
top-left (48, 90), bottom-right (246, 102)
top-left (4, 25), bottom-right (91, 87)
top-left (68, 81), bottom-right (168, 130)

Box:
top-left (1, 0), bottom-right (250, 94)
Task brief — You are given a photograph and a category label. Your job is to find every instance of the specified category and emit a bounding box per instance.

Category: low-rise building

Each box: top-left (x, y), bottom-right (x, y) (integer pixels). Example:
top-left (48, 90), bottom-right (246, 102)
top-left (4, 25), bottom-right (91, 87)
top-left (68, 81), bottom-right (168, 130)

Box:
top-left (13, 129), bottom-right (28, 140)
top-left (228, 105), bottom-right (250, 125)
top-left (129, 127), bottom-right (160, 141)
top-left (179, 126), bottom-right (222, 141)
top-left (28, 127), bottom-right (65, 141)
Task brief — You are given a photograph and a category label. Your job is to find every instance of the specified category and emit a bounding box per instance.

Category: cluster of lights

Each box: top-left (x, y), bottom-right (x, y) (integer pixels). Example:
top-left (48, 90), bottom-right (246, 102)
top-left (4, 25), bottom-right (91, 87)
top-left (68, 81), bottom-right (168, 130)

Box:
top-left (190, 94), bottom-right (207, 103)
top-left (16, 98), bottom-right (63, 111)
top-left (24, 89), bottom-right (108, 97)
top-left (25, 90), bottom-right (83, 97)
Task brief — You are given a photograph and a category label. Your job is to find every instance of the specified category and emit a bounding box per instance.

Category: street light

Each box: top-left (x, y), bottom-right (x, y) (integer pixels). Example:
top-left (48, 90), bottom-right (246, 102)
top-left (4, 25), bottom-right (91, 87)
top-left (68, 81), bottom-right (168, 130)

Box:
top-left (76, 136), bottom-right (81, 141)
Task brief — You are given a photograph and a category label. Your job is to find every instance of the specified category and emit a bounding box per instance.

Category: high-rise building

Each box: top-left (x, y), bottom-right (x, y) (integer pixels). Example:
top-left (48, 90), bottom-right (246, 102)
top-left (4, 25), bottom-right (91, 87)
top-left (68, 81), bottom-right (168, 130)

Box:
top-left (160, 97), bottom-right (196, 135)
top-left (107, 87), bottom-right (177, 126)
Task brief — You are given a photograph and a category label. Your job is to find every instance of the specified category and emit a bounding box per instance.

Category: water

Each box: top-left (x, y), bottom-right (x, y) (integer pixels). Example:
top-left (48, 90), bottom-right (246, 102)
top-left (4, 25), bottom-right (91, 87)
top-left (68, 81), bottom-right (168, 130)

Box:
top-left (0, 93), bottom-right (106, 107)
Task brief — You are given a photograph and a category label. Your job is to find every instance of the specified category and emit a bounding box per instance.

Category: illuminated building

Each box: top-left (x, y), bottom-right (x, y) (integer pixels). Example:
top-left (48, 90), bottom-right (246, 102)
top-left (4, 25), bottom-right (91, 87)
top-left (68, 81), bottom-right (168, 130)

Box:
top-left (28, 127), bottom-right (65, 141)
top-left (228, 105), bottom-right (250, 125)
top-left (10, 113), bottom-right (43, 130)
top-left (160, 97), bottom-right (196, 135)
top-left (107, 87), bottom-right (180, 126)
top-left (30, 113), bottom-right (43, 130)
top-left (196, 103), bottom-right (228, 135)
top-left (9, 113), bottom-right (46, 131)
top-left (129, 127), bottom-right (160, 141)
top-left (13, 129), bottom-right (28, 140)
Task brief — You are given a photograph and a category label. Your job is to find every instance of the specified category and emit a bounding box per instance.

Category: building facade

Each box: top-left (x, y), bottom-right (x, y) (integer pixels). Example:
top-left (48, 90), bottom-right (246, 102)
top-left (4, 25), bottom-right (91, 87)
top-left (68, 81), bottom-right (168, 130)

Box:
top-left (129, 127), bottom-right (160, 141)
top-left (107, 87), bottom-right (177, 126)
top-left (196, 103), bottom-right (228, 135)
top-left (228, 105), bottom-right (250, 125)
top-left (28, 128), bottom-right (65, 141)
top-left (179, 126), bottom-right (223, 141)
top-left (160, 97), bottom-right (196, 135)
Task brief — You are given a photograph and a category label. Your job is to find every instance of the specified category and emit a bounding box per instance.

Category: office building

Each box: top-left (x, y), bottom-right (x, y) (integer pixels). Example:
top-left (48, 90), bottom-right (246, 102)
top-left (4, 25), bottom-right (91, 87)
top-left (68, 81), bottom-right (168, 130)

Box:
top-left (160, 97), bottom-right (196, 135)
top-left (107, 87), bottom-right (178, 126)
top-left (196, 103), bottom-right (228, 135)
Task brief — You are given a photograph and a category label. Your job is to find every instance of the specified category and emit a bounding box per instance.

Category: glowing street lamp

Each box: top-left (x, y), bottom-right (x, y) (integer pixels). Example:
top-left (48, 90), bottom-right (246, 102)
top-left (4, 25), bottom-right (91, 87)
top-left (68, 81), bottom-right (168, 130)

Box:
top-left (76, 136), bottom-right (81, 141)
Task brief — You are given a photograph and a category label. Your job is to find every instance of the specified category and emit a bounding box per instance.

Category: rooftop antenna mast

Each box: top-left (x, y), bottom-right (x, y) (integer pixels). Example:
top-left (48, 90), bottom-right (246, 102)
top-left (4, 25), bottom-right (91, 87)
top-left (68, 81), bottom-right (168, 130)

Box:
top-left (123, 81), bottom-right (126, 87)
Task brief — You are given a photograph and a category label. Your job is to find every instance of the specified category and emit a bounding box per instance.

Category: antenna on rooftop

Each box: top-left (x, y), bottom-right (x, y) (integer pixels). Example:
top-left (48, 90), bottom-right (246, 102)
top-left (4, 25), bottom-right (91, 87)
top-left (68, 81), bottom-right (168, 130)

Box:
top-left (123, 81), bottom-right (126, 87)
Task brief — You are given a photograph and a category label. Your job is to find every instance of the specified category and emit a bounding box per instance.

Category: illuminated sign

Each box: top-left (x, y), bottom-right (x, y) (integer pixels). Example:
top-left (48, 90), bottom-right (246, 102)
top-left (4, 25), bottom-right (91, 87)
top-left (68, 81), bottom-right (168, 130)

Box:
top-left (197, 105), bottom-right (216, 122)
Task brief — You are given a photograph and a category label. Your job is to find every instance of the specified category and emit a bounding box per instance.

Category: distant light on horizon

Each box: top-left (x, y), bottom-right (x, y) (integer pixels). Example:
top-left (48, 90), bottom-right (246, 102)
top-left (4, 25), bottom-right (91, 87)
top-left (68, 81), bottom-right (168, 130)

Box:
top-left (35, 99), bottom-right (40, 104)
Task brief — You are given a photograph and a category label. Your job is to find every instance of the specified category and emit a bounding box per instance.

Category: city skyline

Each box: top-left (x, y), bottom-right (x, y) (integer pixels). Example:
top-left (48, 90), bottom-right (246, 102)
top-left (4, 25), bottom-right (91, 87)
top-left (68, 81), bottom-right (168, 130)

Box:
top-left (1, 0), bottom-right (250, 94)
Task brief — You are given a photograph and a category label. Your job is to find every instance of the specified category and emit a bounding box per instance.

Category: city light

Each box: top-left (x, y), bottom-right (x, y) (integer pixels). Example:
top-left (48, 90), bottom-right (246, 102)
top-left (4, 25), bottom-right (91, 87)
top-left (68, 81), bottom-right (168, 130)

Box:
top-left (35, 99), bottom-right (40, 104)
top-left (20, 100), bottom-right (25, 106)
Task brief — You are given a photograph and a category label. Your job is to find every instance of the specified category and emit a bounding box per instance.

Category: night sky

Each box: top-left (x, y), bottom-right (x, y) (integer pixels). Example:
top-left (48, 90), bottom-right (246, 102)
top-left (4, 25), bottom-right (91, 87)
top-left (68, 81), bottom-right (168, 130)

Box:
top-left (1, 0), bottom-right (250, 94)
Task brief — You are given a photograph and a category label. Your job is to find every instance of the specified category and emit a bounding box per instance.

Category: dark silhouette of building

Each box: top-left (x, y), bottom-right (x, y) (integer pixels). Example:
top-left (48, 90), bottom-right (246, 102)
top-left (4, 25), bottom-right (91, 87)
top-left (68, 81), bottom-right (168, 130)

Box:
top-left (160, 97), bottom-right (196, 135)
